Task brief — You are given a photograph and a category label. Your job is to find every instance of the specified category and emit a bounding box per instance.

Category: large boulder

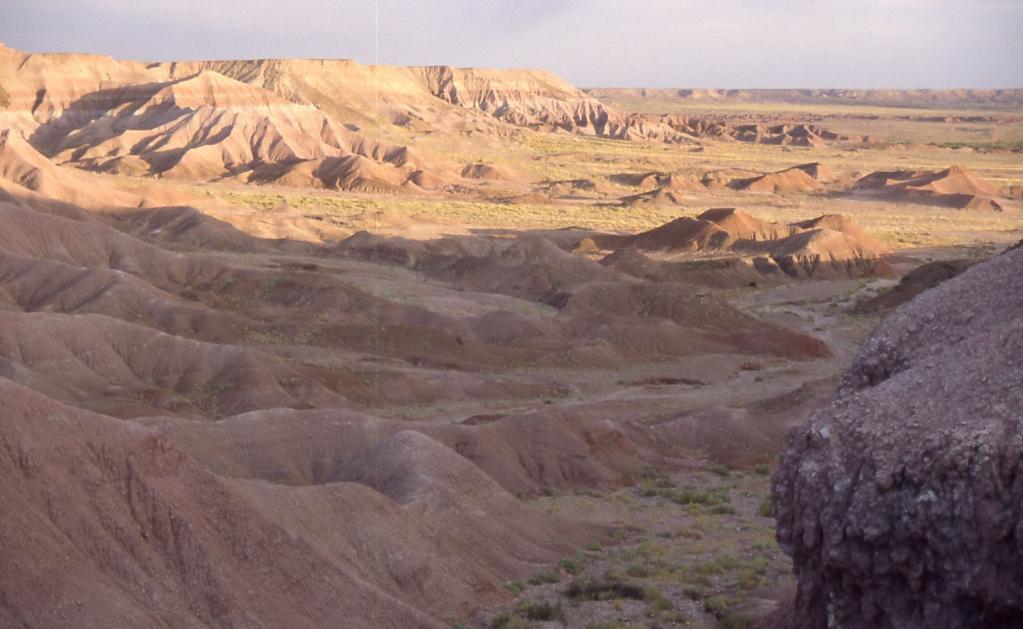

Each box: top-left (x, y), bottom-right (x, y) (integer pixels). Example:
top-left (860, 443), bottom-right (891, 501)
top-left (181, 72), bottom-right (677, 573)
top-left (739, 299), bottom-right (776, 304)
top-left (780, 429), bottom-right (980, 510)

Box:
top-left (772, 245), bottom-right (1023, 628)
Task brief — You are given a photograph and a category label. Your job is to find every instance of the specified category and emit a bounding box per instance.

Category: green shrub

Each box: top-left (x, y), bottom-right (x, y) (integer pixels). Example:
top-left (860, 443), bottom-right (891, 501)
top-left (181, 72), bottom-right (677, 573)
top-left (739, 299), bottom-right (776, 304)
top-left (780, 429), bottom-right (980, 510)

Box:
top-left (559, 558), bottom-right (582, 575)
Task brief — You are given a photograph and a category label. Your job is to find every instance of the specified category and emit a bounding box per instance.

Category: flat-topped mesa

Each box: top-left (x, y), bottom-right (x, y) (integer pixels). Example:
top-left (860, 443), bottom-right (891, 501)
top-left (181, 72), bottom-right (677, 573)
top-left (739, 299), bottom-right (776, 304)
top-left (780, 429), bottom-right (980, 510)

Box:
top-left (587, 87), bottom-right (1023, 109)
top-left (1, 44), bottom-right (862, 147)
top-left (417, 66), bottom-right (586, 109)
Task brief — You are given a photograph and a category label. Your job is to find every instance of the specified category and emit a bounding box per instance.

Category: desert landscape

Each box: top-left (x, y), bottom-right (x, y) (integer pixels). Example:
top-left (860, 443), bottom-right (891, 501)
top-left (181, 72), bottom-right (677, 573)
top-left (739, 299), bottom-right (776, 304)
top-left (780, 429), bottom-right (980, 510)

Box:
top-left (0, 21), bottom-right (1021, 629)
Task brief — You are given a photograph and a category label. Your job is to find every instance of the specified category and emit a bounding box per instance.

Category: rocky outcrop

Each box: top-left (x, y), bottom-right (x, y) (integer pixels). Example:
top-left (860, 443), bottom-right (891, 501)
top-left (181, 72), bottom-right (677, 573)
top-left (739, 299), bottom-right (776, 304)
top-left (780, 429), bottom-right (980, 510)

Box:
top-left (772, 244), bottom-right (1023, 628)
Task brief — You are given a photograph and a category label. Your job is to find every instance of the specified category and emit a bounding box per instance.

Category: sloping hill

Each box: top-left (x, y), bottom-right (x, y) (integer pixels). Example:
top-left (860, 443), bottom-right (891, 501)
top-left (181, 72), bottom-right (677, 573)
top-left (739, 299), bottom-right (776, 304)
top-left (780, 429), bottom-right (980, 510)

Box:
top-left (35, 70), bottom-right (446, 188)
top-left (594, 208), bottom-right (889, 279)
top-left (851, 165), bottom-right (1013, 210)
top-left (0, 379), bottom-right (598, 628)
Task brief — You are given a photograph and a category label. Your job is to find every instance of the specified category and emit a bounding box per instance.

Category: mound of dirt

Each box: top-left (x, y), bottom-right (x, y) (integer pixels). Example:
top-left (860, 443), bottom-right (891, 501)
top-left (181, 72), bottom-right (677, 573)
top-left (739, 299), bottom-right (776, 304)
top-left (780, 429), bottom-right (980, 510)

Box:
top-left (699, 208), bottom-right (794, 241)
top-left (461, 162), bottom-right (517, 181)
top-left (773, 245), bottom-right (1023, 628)
top-left (851, 165), bottom-right (1012, 210)
top-left (0, 378), bottom-right (600, 628)
top-left (0, 129), bottom-right (144, 210)
top-left (619, 186), bottom-right (691, 206)
top-left (558, 282), bottom-right (830, 360)
top-left (854, 258), bottom-right (976, 313)
top-left (596, 208), bottom-right (788, 251)
top-left (596, 216), bottom-right (734, 251)
top-left (600, 249), bottom-right (788, 289)
top-left (653, 117), bottom-right (866, 146)
top-left (335, 232), bottom-right (622, 304)
top-left (611, 171), bottom-right (703, 190)
top-left (764, 227), bottom-right (890, 278)
top-left (540, 178), bottom-right (611, 199)
top-left (731, 163), bottom-right (830, 194)
top-left (592, 209), bottom-right (888, 280)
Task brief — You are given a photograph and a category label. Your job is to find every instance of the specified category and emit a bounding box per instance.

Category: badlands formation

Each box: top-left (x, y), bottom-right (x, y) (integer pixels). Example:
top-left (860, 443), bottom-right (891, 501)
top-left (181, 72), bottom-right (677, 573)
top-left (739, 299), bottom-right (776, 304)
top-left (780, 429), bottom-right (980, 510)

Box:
top-left (0, 42), bottom-right (1021, 628)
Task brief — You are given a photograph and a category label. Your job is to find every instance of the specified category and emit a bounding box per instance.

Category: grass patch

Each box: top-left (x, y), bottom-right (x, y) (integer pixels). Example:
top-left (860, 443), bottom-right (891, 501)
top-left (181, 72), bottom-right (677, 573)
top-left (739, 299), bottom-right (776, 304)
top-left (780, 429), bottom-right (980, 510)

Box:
top-left (491, 601), bottom-right (564, 628)
top-left (624, 563), bottom-right (654, 578)
top-left (704, 595), bottom-right (754, 628)
top-left (504, 580), bottom-right (525, 595)
top-left (644, 587), bottom-right (673, 613)
top-left (491, 614), bottom-right (531, 629)
top-left (931, 140), bottom-right (1023, 152)
top-left (516, 600), bottom-right (564, 622)
top-left (639, 484), bottom-right (732, 509)
top-left (527, 568), bottom-right (561, 585)
top-left (708, 464), bottom-right (731, 477)
top-left (566, 579), bottom-right (646, 602)
top-left (682, 585), bottom-right (708, 600)
top-left (559, 558), bottom-right (582, 575)
top-left (692, 554), bottom-right (742, 577)
top-left (758, 494), bottom-right (774, 518)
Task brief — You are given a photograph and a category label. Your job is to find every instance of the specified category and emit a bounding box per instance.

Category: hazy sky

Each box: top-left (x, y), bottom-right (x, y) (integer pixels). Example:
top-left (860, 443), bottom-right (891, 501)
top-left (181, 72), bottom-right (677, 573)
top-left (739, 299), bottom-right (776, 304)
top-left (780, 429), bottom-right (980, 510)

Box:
top-left (2, 0), bottom-right (1021, 88)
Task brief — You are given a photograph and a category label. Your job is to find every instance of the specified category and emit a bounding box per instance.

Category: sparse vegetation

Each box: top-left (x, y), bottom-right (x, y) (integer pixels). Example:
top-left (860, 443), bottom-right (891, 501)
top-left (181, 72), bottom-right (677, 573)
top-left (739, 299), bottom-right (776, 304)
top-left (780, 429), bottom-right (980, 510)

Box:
top-left (491, 614), bottom-right (532, 629)
top-left (7, 34), bottom-right (1020, 629)
top-left (527, 569), bottom-right (561, 585)
top-left (515, 600), bottom-right (564, 622)
top-left (504, 580), bottom-right (525, 595)
top-left (639, 482), bottom-right (732, 509)
top-left (566, 579), bottom-right (646, 602)
top-left (559, 558), bottom-right (582, 575)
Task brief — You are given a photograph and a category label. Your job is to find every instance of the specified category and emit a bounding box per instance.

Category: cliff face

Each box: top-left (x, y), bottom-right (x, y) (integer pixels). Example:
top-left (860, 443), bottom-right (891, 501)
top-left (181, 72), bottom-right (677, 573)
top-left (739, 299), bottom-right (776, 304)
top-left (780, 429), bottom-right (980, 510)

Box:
top-left (0, 43), bottom-right (875, 150)
top-left (773, 244), bottom-right (1023, 628)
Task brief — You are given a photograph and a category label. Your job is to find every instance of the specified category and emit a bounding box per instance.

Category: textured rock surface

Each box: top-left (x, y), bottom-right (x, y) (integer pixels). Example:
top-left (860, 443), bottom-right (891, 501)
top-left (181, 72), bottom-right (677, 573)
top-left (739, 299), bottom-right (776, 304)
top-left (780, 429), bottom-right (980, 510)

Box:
top-left (773, 244), bottom-right (1023, 628)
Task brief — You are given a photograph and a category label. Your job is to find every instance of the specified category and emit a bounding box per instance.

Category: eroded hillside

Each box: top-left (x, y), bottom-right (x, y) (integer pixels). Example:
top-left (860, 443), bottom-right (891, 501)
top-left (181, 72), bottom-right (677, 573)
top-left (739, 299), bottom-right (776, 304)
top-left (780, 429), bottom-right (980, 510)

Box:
top-left (0, 40), bottom-right (1021, 629)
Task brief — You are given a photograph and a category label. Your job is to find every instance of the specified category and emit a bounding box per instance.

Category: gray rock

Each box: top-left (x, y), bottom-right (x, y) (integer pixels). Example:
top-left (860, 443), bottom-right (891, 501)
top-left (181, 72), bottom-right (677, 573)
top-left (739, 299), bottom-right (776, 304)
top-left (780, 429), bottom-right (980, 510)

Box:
top-left (773, 245), bottom-right (1023, 628)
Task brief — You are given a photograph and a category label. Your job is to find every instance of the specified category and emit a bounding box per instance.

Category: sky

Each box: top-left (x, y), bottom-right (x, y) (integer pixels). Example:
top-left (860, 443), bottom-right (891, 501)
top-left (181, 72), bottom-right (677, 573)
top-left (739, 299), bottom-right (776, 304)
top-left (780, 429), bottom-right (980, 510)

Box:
top-left (2, 0), bottom-right (1021, 88)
